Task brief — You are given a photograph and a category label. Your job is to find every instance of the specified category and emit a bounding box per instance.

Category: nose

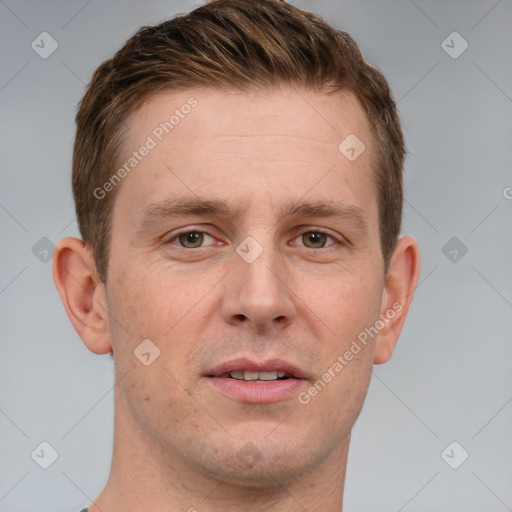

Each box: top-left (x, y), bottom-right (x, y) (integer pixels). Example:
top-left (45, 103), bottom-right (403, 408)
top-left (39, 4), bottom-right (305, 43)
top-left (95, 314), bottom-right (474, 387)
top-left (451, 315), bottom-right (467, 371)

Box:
top-left (221, 242), bottom-right (296, 332)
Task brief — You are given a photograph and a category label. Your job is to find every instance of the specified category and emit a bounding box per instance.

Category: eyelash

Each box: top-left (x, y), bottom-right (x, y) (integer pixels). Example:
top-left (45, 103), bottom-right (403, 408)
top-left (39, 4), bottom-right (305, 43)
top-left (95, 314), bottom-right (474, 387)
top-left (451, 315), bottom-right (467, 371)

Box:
top-left (165, 228), bottom-right (342, 249)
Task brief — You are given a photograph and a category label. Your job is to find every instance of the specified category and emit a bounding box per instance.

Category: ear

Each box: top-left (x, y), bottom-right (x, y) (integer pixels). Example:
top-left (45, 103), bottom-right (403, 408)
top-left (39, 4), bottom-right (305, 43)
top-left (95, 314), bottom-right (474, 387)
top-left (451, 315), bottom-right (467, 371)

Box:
top-left (52, 237), bottom-right (112, 355)
top-left (374, 236), bottom-right (420, 364)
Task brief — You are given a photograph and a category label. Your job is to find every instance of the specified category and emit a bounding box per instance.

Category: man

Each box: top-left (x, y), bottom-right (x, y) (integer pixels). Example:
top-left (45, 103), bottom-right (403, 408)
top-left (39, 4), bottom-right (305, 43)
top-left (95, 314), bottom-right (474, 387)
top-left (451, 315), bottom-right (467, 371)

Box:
top-left (53, 0), bottom-right (420, 510)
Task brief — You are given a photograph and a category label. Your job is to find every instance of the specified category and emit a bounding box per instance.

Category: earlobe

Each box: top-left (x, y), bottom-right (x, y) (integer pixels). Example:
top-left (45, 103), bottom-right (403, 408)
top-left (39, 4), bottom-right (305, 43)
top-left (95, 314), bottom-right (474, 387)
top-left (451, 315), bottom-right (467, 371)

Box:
top-left (52, 237), bottom-right (113, 355)
top-left (374, 236), bottom-right (420, 364)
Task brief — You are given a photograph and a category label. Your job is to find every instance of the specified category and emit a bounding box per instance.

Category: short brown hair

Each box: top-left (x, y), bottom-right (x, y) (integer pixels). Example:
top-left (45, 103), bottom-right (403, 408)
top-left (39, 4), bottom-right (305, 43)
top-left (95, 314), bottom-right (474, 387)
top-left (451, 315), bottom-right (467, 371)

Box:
top-left (73, 0), bottom-right (405, 283)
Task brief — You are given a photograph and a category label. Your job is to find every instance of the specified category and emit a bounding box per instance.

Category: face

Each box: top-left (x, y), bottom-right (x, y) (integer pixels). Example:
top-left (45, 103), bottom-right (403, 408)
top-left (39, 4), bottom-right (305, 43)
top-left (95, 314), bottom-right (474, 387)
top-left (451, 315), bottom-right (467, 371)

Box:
top-left (105, 87), bottom-right (386, 485)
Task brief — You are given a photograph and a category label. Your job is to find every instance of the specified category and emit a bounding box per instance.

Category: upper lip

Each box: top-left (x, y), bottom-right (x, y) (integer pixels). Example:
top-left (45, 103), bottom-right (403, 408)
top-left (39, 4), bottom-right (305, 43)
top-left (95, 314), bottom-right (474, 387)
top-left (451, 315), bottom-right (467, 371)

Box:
top-left (206, 357), bottom-right (308, 379)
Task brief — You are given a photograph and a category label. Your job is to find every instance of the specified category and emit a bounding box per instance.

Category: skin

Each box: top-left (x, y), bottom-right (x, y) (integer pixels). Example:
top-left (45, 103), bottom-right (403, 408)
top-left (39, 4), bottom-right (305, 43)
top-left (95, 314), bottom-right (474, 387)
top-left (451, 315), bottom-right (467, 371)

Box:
top-left (53, 87), bottom-right (420, 512)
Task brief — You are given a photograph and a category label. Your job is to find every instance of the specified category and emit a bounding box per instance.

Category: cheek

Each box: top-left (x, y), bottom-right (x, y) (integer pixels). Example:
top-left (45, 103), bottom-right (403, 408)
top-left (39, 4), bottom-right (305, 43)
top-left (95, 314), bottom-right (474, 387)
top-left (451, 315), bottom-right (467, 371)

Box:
top-left (105, 260), bottom-right (211, 366)
top-left (302, 269), bottom-right (381, 412)
top-left (304, 337), bottom-right (374, 433)
top-left (108, 262), bottom-right (171, 333)
top-left (105, 264), bottom-right (201, 421)
top-left (310, 268), bottom-right (383, 344)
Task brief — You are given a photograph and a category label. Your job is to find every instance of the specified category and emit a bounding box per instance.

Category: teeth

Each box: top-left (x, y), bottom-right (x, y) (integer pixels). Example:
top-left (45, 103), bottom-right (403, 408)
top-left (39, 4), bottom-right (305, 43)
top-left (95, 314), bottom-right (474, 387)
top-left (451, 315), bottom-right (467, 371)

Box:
top-left (258, 371), bottom-right (278, 381)
top-left (228, 370), bottom-right (286, 381)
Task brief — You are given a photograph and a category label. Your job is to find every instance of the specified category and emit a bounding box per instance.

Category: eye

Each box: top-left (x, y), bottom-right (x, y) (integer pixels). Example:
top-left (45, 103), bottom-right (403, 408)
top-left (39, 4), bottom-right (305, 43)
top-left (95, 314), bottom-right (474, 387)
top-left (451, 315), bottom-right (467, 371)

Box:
top-left (291, 230), bottom-right (338, 249)
top-left (167, 230), bottom-right (217, 248)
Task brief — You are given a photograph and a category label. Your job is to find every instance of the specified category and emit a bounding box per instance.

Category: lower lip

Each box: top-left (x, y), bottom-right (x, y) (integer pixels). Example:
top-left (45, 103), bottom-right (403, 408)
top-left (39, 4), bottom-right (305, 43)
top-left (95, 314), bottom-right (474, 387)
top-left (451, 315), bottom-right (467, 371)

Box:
top-left (207, 377), bottom-right (307, 403)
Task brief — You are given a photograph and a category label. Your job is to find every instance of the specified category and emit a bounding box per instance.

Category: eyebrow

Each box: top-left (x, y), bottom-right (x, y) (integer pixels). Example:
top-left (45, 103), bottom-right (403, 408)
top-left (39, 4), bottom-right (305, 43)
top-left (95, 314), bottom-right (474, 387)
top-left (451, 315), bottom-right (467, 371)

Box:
top-left (277, 199), bottom-right (368, 231)
top-left (138, 195), bottom-right (369, 233)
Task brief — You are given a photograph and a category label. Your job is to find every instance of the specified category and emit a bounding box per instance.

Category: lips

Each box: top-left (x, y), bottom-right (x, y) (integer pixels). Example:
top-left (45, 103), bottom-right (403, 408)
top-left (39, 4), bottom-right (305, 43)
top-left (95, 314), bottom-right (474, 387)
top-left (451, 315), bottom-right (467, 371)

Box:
top-left (206, 357), bottom-right (308, 380)
top-left (223, 370), bottom-right (289, 381)
top-left (205, 357), bottom-right (309, 403)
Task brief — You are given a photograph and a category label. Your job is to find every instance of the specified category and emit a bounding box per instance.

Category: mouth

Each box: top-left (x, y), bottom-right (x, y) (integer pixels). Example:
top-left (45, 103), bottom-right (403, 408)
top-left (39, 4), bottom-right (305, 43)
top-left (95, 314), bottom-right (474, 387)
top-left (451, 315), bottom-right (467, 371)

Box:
top-left (218, 370), bottom-right (294, 382)
top-left (205, 358), bottom-right (308, 403)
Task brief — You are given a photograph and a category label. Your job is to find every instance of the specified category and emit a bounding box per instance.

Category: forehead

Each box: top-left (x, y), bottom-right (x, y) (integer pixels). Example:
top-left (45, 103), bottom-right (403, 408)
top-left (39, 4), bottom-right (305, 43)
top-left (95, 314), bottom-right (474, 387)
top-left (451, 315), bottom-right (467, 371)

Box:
top-left (111, 86), bottom-right (377, 231)
top-left (126, 86), bottom-right (371, 151)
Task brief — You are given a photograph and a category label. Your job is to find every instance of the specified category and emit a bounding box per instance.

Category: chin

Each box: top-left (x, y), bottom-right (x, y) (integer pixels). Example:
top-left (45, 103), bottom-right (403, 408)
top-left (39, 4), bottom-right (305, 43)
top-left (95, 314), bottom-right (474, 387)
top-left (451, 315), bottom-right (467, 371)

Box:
top-left (194, 429), bottom-right (327, 487)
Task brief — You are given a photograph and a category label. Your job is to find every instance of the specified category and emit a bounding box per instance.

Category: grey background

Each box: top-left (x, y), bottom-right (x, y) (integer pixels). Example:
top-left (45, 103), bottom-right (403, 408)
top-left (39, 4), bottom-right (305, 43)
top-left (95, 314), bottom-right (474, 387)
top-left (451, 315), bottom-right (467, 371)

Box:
top-left (1, 0), bottom-right (511, 511)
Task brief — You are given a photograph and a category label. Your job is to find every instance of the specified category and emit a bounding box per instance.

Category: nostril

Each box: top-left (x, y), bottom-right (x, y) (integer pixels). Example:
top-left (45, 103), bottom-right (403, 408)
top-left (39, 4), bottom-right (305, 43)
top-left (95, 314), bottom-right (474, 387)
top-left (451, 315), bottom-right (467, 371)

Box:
top-left (236, 314), bottom-right (247, 321)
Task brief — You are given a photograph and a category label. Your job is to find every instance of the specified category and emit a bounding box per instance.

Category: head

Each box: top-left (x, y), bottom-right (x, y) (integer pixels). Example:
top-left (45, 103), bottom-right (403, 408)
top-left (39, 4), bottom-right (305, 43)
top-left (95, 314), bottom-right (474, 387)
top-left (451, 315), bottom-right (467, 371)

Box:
top-left (54, 0), bottom-right (419, 493)
top-left (73, 0), bottom-right (405, 284)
